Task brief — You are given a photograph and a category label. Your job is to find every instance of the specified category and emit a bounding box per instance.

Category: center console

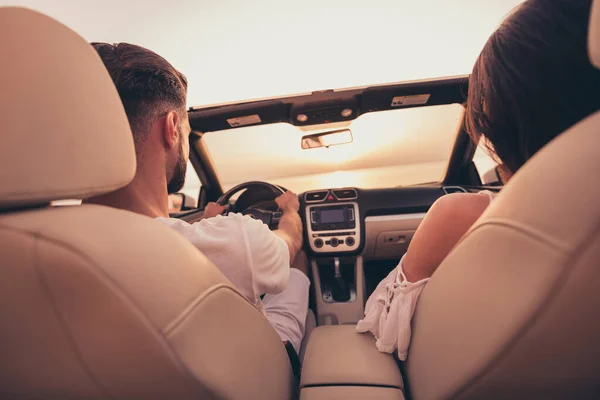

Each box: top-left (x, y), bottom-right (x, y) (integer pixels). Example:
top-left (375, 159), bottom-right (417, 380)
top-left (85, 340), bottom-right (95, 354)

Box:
top-left (300, 188), bottom-right (405, 399)
top-left (300, 325), bottom-right (405, 399)
top-left (303, 188), bottom-right (366, 326)
top-left (310, 256), bottom-right (365, 325)
top-left (305, 189), bottom-right (361, 254)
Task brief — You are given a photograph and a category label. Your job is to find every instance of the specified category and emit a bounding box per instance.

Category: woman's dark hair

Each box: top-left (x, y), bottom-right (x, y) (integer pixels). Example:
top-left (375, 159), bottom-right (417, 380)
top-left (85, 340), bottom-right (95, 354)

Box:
top-left (466, 0), bottom-right (600, 174)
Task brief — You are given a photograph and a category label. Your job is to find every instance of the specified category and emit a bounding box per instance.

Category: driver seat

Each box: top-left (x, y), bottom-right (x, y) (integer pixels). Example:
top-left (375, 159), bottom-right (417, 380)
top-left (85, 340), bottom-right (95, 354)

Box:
top-left (0, 7), bottom-right (294, 399)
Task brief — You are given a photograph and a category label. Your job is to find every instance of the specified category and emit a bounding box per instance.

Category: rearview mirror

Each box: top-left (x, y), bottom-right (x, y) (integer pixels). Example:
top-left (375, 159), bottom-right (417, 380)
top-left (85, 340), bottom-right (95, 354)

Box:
top-left (301, 129), bottom-right (353, 149)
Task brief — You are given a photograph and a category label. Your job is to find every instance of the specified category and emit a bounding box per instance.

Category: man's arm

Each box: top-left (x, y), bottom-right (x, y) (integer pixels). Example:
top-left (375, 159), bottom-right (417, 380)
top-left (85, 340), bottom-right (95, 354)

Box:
top-left (274, 191), bottom-right (303, 262)
top-left (202, 192), bottom-right (303, 261)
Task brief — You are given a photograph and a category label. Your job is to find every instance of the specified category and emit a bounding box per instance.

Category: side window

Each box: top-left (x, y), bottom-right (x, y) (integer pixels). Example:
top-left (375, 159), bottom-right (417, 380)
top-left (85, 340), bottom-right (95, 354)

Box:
top-left (473, 143), bottom-right (500, 185)
top-left (168, 161), bottom-right (201, 212)
top-left (180, 160), bottom-right (201, 199)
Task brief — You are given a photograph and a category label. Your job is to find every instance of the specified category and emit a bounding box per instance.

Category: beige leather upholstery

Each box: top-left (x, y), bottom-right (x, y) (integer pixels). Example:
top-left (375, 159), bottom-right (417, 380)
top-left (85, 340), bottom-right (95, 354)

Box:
top-left (0, 7), bottom-right (135, 209)
top-left (0, 7), bottom-right (293, 399)
top-left (301, 325), bottom-right (404, 389)
top-left (406, 111), bottom-right (600, 399)
top-left (300, 309), bottom-right (317, 362)
top-left (589, 0), bottom-right (600, 68)
top-left (0, 206), bottom-right (293, 398)
top-left (300, 386), bottom-right (405, 400)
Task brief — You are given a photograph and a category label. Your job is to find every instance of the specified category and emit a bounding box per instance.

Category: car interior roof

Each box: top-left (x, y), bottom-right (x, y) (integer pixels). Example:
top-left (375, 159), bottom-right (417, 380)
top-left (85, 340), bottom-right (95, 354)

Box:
top-left (188, 75), bottom-right (469, 133)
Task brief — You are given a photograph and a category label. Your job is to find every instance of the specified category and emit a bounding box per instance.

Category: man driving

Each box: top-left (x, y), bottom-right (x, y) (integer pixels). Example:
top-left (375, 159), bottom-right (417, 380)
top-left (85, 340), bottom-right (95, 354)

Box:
top-left (87, 42), bottom-right (309, 354)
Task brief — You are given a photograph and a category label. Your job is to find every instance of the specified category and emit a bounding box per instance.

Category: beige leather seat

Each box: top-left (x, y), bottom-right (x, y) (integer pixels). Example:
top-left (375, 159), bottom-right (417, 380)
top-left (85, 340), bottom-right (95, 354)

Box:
top-left (0, 7), bottom-right (293, 399)
top-left (405, 2), bottom-right (600, 399)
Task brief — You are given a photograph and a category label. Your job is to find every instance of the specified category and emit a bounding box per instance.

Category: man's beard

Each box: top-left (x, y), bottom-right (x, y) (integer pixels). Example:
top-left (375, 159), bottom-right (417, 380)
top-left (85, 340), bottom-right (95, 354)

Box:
top-left (167, 136), bottom-right (187, 194)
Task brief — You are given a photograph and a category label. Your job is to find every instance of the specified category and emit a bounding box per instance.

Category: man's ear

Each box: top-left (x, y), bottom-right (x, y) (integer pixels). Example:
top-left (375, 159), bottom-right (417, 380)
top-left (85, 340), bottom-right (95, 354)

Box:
top-left (162, 110), bottom-right (180, 149)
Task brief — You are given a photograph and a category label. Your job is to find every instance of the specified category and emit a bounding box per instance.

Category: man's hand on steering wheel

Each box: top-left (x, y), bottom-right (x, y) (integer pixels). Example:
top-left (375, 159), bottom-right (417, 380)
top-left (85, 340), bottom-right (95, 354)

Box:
top-left (205, 191), bottom-right (298, 219)
top-left (203, 202), bottom-right (228, 219)
top-left (210, 182), bottom-right (301, 231)
top-left (275, 191), bottom-right (300, 213)
top-left (207, 185), bottom-right (303, 261)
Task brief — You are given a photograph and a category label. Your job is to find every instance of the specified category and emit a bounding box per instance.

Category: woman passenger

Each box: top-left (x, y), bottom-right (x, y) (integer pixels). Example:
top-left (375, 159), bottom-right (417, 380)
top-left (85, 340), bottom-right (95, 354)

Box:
top-left (357, 0), bottom-right (600, 360)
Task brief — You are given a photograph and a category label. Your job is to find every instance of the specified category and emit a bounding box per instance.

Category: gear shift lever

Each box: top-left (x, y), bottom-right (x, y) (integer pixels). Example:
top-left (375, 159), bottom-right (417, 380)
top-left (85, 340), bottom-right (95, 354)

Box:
top-left (331, 257), bottom-right (351, 302)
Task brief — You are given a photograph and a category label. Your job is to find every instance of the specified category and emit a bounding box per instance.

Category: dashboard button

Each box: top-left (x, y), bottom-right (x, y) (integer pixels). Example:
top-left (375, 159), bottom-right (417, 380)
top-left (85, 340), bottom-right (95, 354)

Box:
top-left (314, 238), bottom-right (324, 248)
top-left (330, 238), bottom-right (339, 247)
top-left (345, 237), bottom-right (355, 246)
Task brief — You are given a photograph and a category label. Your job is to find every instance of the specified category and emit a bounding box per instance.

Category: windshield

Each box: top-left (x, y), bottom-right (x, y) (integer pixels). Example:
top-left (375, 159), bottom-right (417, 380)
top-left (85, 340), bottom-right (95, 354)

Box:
top-left (194, 104), bottom-right (463, 193)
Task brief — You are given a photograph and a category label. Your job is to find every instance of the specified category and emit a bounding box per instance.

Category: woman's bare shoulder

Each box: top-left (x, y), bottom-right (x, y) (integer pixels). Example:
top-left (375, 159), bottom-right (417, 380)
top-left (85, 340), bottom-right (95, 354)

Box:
top-left (430, 192), bottom-right (492, 221)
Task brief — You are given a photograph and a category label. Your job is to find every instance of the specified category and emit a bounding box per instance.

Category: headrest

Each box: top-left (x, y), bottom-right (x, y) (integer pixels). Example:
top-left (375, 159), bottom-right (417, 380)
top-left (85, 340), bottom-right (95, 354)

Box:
top-left (0, 7), bottom-right (135, 209)
top-left (590, 0), bottom-right (600, 68)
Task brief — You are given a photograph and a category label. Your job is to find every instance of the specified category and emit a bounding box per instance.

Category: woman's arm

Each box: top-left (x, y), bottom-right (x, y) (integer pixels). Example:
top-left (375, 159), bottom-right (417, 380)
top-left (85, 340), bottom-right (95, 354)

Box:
top-left (402, 193), bottom-right (492, 282)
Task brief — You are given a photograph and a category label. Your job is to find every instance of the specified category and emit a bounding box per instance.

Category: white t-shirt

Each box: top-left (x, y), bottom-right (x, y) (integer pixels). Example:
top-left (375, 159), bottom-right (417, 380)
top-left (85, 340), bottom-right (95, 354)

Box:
top-left (155, 213), bottom-right (291, 312)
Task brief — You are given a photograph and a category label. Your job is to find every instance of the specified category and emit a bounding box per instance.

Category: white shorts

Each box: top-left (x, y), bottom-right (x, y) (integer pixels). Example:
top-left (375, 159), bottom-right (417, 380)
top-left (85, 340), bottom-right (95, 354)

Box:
top-left (356, 255), bottom-right (429, 361)
top-left (263, 268), bottom-right (310, 354)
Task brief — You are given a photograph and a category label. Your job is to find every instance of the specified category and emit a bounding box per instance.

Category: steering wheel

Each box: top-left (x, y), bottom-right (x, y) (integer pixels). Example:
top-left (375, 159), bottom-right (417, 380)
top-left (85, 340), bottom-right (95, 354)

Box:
top-left (216, 181), bottom-right (285, 230)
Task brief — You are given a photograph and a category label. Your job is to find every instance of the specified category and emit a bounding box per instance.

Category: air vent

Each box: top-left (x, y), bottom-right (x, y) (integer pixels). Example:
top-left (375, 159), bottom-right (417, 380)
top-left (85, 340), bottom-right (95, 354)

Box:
top-left (443, 186), bottom-right (468, 195)
top-left (332, 188), bottom-right (358, 200)
top-left (305, 190), bottom-right (329, 203)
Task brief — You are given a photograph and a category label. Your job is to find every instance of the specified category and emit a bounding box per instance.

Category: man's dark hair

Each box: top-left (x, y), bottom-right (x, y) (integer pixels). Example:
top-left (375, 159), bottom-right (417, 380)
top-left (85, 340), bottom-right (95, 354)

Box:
top-left (91, 42), bottom-right (188, 143)
top-left (466, 0), bottom-right (600, 174)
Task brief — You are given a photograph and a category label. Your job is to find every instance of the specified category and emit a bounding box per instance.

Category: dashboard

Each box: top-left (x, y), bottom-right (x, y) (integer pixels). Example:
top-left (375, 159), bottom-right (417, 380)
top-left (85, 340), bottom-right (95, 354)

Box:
top-left (299, 185), bottom-right (492, 259)
top-left (178, 184), bottom-right (498, 261)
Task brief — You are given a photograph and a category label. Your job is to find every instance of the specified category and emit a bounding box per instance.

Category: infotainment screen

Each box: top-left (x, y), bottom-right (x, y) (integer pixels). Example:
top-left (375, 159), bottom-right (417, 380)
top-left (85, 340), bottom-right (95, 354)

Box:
top-left (320, 208), bottom-right (346, 224)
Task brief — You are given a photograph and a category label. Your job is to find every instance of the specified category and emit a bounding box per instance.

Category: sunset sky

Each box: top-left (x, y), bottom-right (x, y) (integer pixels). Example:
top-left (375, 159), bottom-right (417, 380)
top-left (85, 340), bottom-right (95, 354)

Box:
top-left (2, 0), bottom-right (521, 195)
top-left (2, 0), bottom-right (523, 106)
